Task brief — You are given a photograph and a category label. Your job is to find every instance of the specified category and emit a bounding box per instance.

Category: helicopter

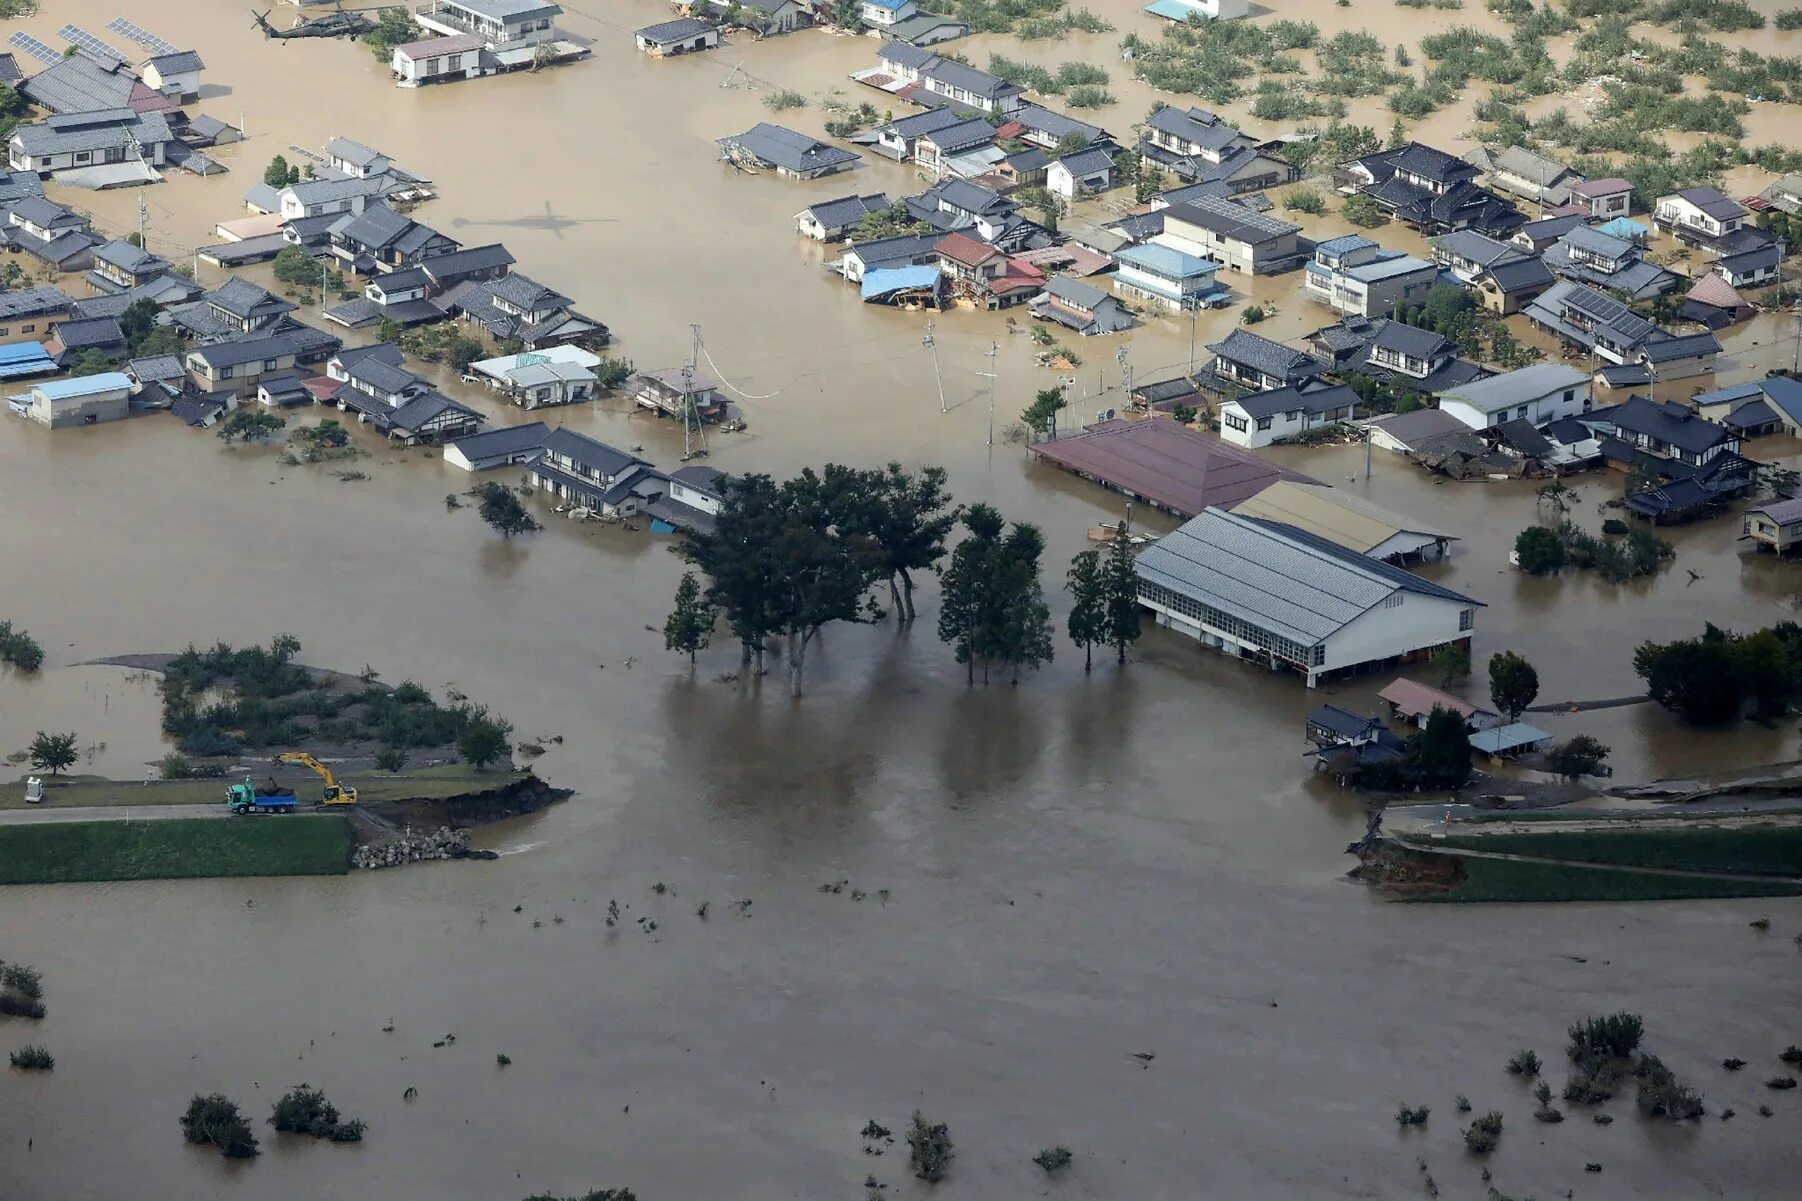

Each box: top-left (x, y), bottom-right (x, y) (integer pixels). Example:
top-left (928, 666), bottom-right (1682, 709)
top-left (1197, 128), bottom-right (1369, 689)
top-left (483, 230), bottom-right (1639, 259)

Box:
top-left (251, 1), bottom-right (383, 41)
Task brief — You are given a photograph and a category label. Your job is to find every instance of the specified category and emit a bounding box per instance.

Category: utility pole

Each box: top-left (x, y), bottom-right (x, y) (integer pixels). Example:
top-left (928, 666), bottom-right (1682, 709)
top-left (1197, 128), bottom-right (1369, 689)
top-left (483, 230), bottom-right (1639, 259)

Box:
top-left (1115, 343), bottom-right (1132, 409)
top-left (136, 194), bottom-right (147, 250)
top-left (682, 322), bottom-right (708, 461)
top-left (923, 320), bottom-right (946, 414)
top-left (982, 340), bottom-right (998, 447)
top-left (1186, 298), bottom-right (1199, 377)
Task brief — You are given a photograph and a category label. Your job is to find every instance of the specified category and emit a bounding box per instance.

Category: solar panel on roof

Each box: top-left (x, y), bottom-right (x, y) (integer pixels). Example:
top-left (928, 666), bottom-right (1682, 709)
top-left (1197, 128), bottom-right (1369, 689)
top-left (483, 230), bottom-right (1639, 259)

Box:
top-left (56, 25), bottom-right (128, 67)
top-left (106, 17), bottom-right (179, 57)
top-left (8, 32), bottom-right (62, 66)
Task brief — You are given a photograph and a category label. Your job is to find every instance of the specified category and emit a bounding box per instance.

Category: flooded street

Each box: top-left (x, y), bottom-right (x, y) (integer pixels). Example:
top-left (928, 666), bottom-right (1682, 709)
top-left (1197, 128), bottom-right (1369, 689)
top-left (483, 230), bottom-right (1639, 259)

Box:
top-left (4, 2), bottom-right (1802, 1198)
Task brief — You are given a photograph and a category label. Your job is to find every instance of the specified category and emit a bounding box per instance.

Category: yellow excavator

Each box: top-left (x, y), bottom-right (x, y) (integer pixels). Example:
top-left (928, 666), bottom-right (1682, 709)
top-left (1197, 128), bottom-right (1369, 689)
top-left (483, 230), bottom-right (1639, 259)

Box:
top-left (272, 752), bottom-right (359, 806)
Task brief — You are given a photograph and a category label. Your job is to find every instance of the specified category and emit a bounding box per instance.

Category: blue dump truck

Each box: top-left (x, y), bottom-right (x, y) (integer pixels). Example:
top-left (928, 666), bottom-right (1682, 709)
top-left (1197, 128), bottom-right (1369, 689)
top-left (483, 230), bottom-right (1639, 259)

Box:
top-left (226, 778), bottom-right (299, 814)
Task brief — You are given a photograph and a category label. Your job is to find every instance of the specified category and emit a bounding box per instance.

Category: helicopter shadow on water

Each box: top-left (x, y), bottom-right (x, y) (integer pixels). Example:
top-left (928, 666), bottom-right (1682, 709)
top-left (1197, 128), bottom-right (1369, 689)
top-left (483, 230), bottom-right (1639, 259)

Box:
top-left (450, 201), bottom-right (618, 239)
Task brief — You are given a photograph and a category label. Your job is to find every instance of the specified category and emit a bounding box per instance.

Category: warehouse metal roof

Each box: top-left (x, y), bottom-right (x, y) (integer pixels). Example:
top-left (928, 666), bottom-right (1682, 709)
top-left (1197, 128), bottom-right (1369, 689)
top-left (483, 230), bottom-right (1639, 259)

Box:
top-left (1134, 509), bottom-right (1480, 647)
top-left (1231, 481), bottom-right (1455, 555)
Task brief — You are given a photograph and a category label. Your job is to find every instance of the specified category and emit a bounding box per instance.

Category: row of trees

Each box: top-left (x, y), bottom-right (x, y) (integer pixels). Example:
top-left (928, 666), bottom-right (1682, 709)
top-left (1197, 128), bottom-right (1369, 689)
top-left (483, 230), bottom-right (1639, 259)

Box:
top-left (666, 466), bottom-right (1144, 694)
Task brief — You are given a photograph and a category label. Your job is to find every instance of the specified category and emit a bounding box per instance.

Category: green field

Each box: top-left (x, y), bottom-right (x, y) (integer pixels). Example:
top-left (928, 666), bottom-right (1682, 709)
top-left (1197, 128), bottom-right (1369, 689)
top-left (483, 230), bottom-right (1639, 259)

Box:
top-left (0, 815), bottom-right (353, 885)
top-left (1417, 855), bottom-right (1802, 903)
top-left (1435, 826), bottom-right (1802, 878)
top-left (3, 767), bottom-right (526, 811)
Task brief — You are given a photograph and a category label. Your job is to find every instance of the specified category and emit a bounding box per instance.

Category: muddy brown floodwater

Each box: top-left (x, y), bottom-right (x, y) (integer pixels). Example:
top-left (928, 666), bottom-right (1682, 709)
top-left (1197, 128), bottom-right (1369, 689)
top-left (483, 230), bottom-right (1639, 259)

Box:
top-left (4, 2), bottom-right (1802, 1198)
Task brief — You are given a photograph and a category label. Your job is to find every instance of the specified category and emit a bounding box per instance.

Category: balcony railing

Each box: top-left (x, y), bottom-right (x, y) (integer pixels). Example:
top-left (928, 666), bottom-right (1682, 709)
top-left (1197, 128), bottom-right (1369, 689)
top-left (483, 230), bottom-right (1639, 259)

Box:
top-left (416, 3), bottom-right (537, 42)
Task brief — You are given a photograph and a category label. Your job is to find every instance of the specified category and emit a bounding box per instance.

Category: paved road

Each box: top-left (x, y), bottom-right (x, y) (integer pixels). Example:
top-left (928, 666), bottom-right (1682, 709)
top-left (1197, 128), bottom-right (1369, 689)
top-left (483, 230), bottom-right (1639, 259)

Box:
top-left (0, 804), bottom-right (229, 825)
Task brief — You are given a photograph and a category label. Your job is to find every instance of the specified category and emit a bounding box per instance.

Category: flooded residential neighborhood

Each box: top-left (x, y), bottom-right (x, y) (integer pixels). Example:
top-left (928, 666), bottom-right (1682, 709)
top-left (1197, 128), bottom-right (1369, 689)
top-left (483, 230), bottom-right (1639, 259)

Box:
top-left (4, 1), bottom-right (1802, 1198)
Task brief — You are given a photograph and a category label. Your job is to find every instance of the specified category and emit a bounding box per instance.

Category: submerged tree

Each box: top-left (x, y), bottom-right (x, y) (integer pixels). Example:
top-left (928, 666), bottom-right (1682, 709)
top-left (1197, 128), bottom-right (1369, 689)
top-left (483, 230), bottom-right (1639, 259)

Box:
top-left (27, 731), bottom-right (77, 776)
top-left (684, 469), bottom-right (881, 695)
top-left (181, 1093), bottom-right (260, 1159)
top-left (216, 408), bottom-right (285, 443)
top-left (1488, 650), bottom-right (1539, 722)
top-left (832, 463), bottom-right (956, 623)
top-left (939, 505), bottom-right (1053, 684)
top-left (1101, 519), bottom-right (1141, 664)
top-left (476, 483), bottom-right (542, 539)
top-left (1066, 548), bottom-right (1107, 671)
top-left (663, 571), bottom-right (715, 667)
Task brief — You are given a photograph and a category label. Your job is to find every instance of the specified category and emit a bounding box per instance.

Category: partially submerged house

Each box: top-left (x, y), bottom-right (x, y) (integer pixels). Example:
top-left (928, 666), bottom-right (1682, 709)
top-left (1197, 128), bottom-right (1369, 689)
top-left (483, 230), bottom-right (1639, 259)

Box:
top-left (1046, 147), bottom-right (1115, 200)
top-left (7, 109), bottom-right (173, 183)
top-left (1158, 195), bottom-right (1308, 275)
top-left (327, 203), bottom-right (460, 275)
top-left (795, 194), bottom-right (891, 241)
top-left (1435, 364), bottom-right (1590, 432)
top-left (13, 372), bottom-right (134, 429)
top-left (1565, 177), bottom-right (1632, 220)
top-left (1110, 242), bottom-right (1225, 311)
top-left (1300, 234), bottom-right (1437, 318)
top-left (1742, 498), bottom-right (1802, 555)
top-left (1135, 104), bottom-right (1292, 193)
top-left (1029, 276), bottom-right (1136, 336)
top-left (139, 50), bottom-right (205, 101)
top-left (871, 42), bottom-right (1025, 114)
top-left (1653, 186), bottom-right (1749, 252)
top-left (443, 420), bottom-right (550, 471)
top-left (445, 273), bottom-right (606, 350)
top-left (46, 315), bottom-right (127, 366)
top-left (1542, 225), bottom-right (1679, 300)
top-left (1202, 328), bottom-right (1326, 394)
top-left (1713, 242), bottom-right (1782, 289)
top-left (1694, 376), bottom-right (1802, 438)
top-left (1232, 480), bottom-right (1456, 563)
top-left (1680, 273), bottom-right (1754, 329)
top-left (1367, 406), bottom-right (1470, 455)
top-left (1216, 381), bottom-right (1359, 449)
top-left (634, 17), bottom-right (720, 56)
top-left (391, 33), bottom-right (493, 86)
top-left (0, 287), bottom-right (74, 348)
top-left (1379, 677), bottom-right (1500, 731)
top-left (1320, 318), bottom-right (1489, 395)
top-left (3, 197), bottom-right (102, 274)
top-left (718, 123), bottom-right (860, 180)
top-left (469, 345), bottom-right (600, 408)
top-left (631, 367), bottom-right (728, 422)
top-left (1133, 508), bottom-right (1482, 688)
top-left (87, 239), bottom-right (172, 294)
top-left (185, 330), bottom-right (321, 398)
top-left (1591, 396), bottom-right (1756, 523)
top-left (1469, 145), bottom-right (1582, 209)
top-left (527, 427), bottom-right (654, 516)
top-left (1525, 281), bottom-right (1720, 381)
top-left (1339, 142), bottom-right (1523, 238)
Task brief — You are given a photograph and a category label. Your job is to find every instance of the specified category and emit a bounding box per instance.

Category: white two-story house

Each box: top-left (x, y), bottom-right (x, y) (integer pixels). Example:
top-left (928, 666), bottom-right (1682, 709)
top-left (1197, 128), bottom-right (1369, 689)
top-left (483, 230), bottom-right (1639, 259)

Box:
top-left (1653, 186), bottom-right (1749, 251)
top-left (414, 0), bottom-right (562, 47)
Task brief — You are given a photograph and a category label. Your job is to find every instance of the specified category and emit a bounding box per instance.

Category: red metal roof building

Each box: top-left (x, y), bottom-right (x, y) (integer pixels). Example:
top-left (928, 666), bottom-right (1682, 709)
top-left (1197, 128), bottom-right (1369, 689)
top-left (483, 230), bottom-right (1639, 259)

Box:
top-left (1026, 417), bottom-right (1318, 518)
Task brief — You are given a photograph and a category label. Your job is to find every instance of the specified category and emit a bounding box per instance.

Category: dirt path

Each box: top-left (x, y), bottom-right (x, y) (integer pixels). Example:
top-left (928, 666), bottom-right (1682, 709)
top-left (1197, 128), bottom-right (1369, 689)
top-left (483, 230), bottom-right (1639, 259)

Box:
top-left (0, 804), bottom-right (228, 825)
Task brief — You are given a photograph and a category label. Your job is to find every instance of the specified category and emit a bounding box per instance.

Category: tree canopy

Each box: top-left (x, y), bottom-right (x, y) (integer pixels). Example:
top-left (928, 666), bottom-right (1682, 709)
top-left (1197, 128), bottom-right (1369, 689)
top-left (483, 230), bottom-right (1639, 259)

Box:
top-left (1514, 525), bottom-right (1565, 575)
top-left (939, 505), bottom-right (1054, 684)
top-left (684, 469), bottom-right (880, 694)
top-left (476, 483), bottom-right (542, 539)
top-left (1066, 549), bottom-right (1106, 671)
top-left (28, 731), bottom-right (77, 775)
top-left (1635, 622), bottom-right (1802, 724)
top-left (662, 571), bottom-right (715, 666)
top-left (1488, 650), bottom-right (1539, 722)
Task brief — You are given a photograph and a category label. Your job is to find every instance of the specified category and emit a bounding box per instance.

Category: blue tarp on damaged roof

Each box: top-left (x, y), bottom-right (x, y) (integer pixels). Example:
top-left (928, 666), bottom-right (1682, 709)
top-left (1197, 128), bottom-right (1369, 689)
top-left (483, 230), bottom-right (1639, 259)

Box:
top-left (861, 265), bottom-right (942, 301)
top-left (0, 341), bottom-right (57, 379)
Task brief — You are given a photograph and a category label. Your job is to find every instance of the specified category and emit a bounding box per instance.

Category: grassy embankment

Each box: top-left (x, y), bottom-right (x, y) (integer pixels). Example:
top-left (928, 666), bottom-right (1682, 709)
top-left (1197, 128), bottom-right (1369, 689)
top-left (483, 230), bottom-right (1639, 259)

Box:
top-left (0, 815), bottom-right (353, 886)
top-left (1, 766), bottom-right (528, 810)
top-left (1412, 824), bottom-right (1802, 903)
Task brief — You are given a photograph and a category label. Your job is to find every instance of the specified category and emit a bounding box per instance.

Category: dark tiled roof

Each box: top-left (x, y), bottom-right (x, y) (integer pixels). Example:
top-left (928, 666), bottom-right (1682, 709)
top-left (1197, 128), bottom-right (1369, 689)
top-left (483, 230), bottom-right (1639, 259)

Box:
top-left (1207, 328), bottom-right (1323, 380)
top-left (804, 193), bottom-right (891, 229)
top-left (1231, 381), bottom-right (1358, 420)
top-left (1605, 396), bottom-right (1736, 454)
